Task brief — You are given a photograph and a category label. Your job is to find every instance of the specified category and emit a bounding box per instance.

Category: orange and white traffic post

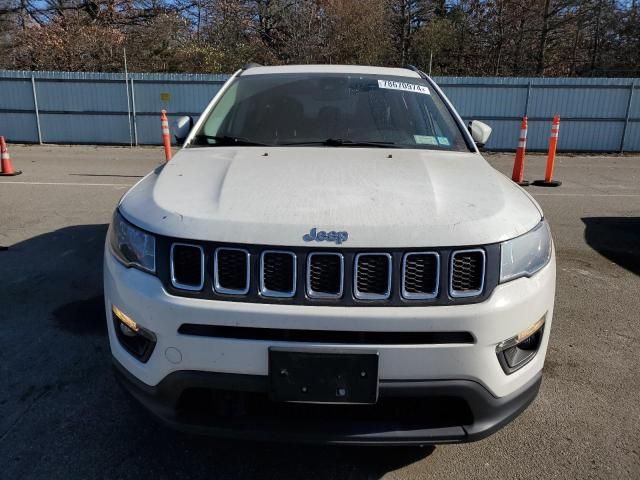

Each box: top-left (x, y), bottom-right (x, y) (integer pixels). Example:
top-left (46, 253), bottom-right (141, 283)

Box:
top-left (511, 116), bottom-right (530, 186)
top-left (160, 110), bottom-right (172, 161)
top-left (533, 115), bottom-right (562, 187)
top-left (0, 136), bottom-right (22, 176)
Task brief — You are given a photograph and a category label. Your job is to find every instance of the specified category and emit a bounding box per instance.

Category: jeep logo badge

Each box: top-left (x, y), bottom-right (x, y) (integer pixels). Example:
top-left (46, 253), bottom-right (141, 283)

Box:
top-left (303, 227), bottom-right (348, 245)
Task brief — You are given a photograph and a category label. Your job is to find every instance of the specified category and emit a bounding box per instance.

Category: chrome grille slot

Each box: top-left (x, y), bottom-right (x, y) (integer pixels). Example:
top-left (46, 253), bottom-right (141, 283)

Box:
top-left (260, 251), bottom-right (296, 297)
top-left (450, 249), bottom-right (485, 297)
top-left (354, 253), bottom-right (392, 300)
top-left (214, 248), bottom-right (250, 295)
top-left (307, 253), bottom-right (344, 298)
top-left (402, 252), bottom-right (439, 299)
top-left (170, 243), bottom-right (204, 291)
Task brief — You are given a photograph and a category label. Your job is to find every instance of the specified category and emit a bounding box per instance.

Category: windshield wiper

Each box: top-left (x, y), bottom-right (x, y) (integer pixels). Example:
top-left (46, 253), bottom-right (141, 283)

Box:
top-left (194, 135), bottom-right (399, 148)
top-left (279, 138), bottom-right (400, 148)
top-left (193, 134), bottom-right (268, 146)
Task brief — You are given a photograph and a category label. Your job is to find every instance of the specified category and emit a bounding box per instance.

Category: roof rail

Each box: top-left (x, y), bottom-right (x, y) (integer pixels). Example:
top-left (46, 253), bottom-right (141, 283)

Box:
top-left (404, 65), bottom-right (426, 76)
top-left (242, 63), bottom-right (262, 70)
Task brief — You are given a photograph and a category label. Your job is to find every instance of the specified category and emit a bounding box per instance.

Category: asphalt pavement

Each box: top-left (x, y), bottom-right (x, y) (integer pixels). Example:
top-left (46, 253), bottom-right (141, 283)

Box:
top-left (1, 145), bottom-right (639, 479)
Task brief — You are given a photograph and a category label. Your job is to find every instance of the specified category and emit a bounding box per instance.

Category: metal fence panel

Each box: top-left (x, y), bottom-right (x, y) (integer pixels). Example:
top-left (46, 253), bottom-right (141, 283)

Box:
top-left (433, 76), bottom-right (639, 151)
top-left (131, 82), bottom-right (223, 115)
top-left (528, 86), bottom-right (629, 119)
top-left (625, 124), bottom-right (640, 150)
top-left (629, 87), bottom-right (640, 118)
top-left (35, 80), bottom-right (129, 113)
top-left (0, 112), bottom-right (38, 142)
top-left (556, 120), bottom-right (625, 151)
top-left (439, 86), bottom-right (528, 118)
top-left (0, 79), bottom-right (35, 110)
top-left (0, 70), bottom-right (638, 151)
top-left (40, 113), bottom-right (132, 144)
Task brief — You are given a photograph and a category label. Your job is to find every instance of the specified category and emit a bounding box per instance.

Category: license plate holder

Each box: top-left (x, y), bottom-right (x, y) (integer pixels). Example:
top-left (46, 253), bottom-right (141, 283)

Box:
top-left (269, 349), bottom-right (379, 404)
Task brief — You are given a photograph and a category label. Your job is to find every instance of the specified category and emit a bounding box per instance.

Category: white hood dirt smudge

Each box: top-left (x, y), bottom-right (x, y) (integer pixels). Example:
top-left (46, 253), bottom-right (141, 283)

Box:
top-left (119, 147), bottom-right (541, 248)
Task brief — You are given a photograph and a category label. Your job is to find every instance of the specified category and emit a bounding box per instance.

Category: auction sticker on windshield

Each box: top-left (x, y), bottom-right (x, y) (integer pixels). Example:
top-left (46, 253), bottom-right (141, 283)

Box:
top-left (378, 80), bottom-right (430, 95)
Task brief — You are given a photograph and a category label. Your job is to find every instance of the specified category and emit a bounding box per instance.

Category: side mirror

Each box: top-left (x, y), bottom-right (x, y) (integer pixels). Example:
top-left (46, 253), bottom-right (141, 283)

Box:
top-left (174, 116), bottom-right (194, 145)
top-left (468, 120), bottom-right (492, 148)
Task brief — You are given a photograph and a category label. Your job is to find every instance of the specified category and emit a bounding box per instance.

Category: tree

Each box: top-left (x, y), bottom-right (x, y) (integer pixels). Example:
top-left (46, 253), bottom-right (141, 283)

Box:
top-left (0, 0), bottom-right (637, 76)
top-left (324, 0), bottom-right (391, 65)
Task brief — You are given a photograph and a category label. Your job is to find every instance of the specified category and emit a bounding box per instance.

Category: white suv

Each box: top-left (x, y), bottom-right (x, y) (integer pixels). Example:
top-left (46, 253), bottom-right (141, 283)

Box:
top-left (104, 65), bottom-right (555, 445)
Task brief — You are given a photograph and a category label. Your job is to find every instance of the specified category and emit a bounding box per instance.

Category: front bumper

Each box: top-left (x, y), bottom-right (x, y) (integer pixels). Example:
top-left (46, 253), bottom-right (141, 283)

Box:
top-left (113, 355), bottom-right (542, 445)
top-left (104, 245), bottom-right (555, 444)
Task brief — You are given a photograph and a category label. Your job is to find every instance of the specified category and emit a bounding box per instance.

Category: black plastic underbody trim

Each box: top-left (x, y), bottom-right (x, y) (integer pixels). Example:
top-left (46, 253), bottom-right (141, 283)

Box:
top-left (178, 324), bottom-right (474, 345)
top-left (155, 234), bottom-right (501, 307)
top-left (112, 356), bottom-right (542, 445)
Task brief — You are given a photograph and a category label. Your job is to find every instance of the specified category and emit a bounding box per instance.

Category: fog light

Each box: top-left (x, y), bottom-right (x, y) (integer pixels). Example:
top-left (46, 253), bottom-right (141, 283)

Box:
top-left (517, 332), bottom-right (540, 351)
top-left (516, 317), bottom-right (545, 344)
top-left (496, 317), bottom-right (545, 374)
top-left (112, 305), bottom-right (156, 363)
top-left (119, 322), bottom-right (137, 337)
top-left (112, 305), bottom-right (139, 332)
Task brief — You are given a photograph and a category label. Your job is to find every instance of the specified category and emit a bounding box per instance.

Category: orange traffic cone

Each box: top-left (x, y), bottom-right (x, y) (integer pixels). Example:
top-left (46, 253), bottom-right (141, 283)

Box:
top-left (160, 110), bottom-right (172, 162)
top-left (511, 117), bottom-right (530, 186)
top-left (0, 137), bottom-right (22, 176)
top-left (533, 116), bottom-right (562, 187)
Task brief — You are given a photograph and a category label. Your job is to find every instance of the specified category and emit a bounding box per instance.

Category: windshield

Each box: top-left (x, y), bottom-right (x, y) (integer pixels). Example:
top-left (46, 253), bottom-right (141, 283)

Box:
top-left (190, 73), bottom-right (471, 151)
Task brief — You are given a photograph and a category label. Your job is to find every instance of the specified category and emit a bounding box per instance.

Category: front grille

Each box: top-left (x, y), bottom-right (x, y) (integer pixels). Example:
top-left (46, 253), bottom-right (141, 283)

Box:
top-left (170, 243), bottom-right (204, 290)
top-left (307, 253), bottom-right (344, 298)
top-left (354, 253), bottom-right (392, 300)
top-left (160, 239), bottom-right (495, 306)
top-left (260, 251), bottom-right (296, 297)
top-left (214, 248), bottom-right (250, 294)
top-left (402, 252), bottom-right (439, 299)
top-left (450, 249), bottom-right (485, 297)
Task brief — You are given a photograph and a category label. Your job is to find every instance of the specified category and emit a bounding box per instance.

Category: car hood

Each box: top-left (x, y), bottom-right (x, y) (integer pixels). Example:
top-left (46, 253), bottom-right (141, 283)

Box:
top-left (119, 147), bottom-right (542, 248)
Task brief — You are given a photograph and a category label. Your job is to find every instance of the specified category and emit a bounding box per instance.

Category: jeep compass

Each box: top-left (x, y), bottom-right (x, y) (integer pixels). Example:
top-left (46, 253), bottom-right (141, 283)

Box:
top-left (104, 64), bottom-right (555, 445)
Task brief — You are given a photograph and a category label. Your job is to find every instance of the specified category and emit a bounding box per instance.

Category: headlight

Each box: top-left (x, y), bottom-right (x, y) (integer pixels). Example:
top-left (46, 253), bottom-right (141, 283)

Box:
top-left (500, 220), bottom-right (552, 283)
top-left (109, 210), bottom-right (156, 273)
